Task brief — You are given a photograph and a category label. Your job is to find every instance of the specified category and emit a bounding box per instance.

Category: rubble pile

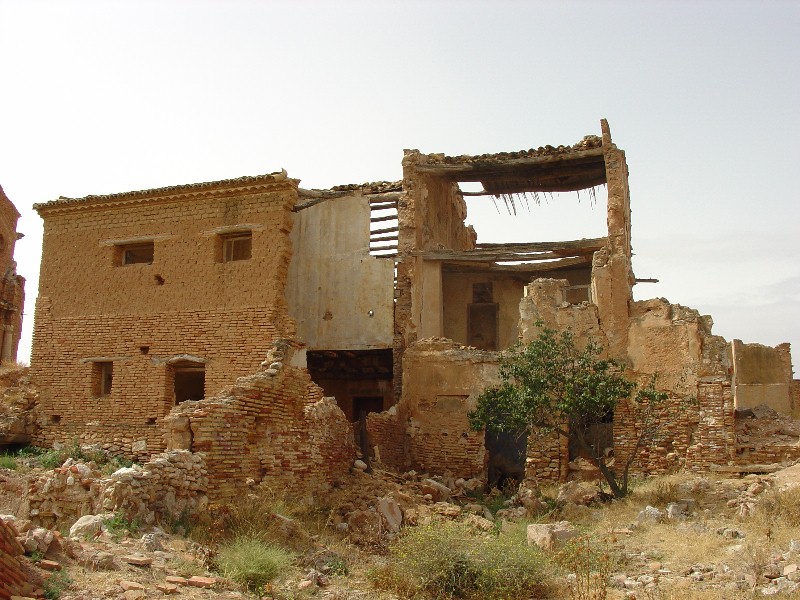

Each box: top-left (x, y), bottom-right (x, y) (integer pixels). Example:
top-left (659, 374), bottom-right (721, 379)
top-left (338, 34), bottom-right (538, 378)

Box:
top-left (0, 366), bottom-right (39, 446)
top-left (737, 403), bottom-right (800, 465)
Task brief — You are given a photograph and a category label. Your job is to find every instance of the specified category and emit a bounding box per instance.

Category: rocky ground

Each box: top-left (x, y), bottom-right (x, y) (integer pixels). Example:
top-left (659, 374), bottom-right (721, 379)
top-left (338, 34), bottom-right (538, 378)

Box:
top-left (4, 456), bottom-right (800, 600)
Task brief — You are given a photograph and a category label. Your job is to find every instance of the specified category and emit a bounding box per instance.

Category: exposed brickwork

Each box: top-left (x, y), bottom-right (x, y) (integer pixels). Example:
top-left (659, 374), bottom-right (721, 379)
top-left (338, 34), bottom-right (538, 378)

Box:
top-left (165, 361), bottom-right (355, 501)
top-left (0, 518), bottom-right (29, 599)
top-left (32, 174), bottom-right (298, 459)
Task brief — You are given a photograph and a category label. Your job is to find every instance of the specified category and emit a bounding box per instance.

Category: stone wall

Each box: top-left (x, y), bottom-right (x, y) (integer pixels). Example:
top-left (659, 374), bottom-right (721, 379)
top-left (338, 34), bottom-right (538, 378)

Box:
top-left (31, 173), bottom-right (299, 459)
top-left (164, 351), bottom-right (355, 502)
top-left (22, 450), bottom-right (208, 529)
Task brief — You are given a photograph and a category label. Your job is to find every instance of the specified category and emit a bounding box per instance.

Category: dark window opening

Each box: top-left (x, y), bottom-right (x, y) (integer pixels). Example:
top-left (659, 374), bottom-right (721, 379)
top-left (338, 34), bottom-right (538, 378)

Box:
top-left (467, 303), bottom-right (499, 351)
top-left (306, 349), bottom-right (393, 421)
top-left (92, 361), bottom-right (113, 397)
top-left (50, 415), bottom-right (62, 424)
top-left (173, 365), bottom-right (205, 404)
top-left (120, 243), bottom-right (154, 265)
top-left (472, 282), bottom-right (493, 303)
top-left (222, 232), bottom-right (252, 262)
top-left (485, 428), bottom-right (527, 491)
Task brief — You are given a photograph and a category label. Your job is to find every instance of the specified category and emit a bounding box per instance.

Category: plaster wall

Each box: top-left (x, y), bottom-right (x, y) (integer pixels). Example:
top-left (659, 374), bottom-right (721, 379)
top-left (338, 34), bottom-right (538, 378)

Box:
top-left (732, 340), bottom-right (794, 414)
top-left (287, 194), bottom-right (394, 350)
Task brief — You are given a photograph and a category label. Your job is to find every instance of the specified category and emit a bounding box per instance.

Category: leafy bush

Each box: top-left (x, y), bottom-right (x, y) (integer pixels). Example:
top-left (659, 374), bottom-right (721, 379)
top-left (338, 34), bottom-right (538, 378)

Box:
top-left (102, 512), bottom-right (139, 539)
top-left (375, 521), bottom-right (548, 599)
top-left (215, 537), bottom-right (292, 593)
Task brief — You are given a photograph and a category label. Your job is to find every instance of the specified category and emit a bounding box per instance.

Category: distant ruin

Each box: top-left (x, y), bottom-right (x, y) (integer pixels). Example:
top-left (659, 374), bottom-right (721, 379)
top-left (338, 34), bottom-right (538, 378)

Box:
top-left (23, 119), bottom-right (798, 499)
top-left (0, 185), bottom-right (25, 364)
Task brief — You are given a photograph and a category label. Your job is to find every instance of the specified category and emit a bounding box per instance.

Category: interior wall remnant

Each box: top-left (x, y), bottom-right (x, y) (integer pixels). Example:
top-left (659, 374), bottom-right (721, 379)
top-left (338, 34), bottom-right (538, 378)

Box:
top-left (368, 338), bottom-right (497, 479)
top-left (287, 191), bottom-right (394, 351)
top-left (731, 340), bottom-right (795, 414)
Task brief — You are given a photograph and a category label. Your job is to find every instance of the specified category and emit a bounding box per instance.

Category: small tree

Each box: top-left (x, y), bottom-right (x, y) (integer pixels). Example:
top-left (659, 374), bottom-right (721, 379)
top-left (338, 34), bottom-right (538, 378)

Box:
top-left (468, 326), bottom-right (668, 498)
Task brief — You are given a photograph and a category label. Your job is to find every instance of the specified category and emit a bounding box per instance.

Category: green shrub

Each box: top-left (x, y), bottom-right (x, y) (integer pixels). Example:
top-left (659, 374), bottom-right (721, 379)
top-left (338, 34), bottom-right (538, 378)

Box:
top-left (215, 537), bottom-right (293, 593)
top-left (376, 521), bottom-right (548, 599)
top-left (0, 453), bottom-right (17, 470)
top-left (102, 512), bottom-right (139, 539)
top-left (43, 569), bottom-right (72, 599)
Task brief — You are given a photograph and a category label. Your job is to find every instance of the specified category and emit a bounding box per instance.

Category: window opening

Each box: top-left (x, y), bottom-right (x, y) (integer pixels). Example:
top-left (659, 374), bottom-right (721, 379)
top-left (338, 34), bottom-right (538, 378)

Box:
top-left (222, 232), bottom-right (252, 262)
top-left (120, 243), bottom-right (154, 265)
top-left (173, 364), bottom-right (205, 403)
top-left (92, 361), bottom-right (113, 396)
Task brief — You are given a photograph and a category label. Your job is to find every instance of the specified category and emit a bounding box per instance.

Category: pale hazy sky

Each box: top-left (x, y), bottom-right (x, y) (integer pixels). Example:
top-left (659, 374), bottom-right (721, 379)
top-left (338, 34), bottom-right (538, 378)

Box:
top-left (1, 0), bottom-right (798, 366)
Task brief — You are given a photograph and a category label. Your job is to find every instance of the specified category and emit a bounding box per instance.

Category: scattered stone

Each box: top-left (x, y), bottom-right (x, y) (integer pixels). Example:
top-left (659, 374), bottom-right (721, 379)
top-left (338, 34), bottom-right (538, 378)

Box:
top-left (420, 479), bottom-right (451, 501)
top-left (119, 580), bottom-right (146, 591)
top-left (557, 480), bottom-right (601, 506)
top-left (155, 583), bottom-right (179, 594)
top-left (353, 460), bottom-right (368, 471)
top-left (69, 514), bottom-right (108, 539)
top-left (376, 497), bottom-right (403, 532)
top-left (527, 521), bottom-right (579, 551)
top-left (123, 591), bottom-right (146, 600)
top-left (636, 506), bottom-right (663, 523)
top-left (165, 576), bottom-right (188, 586)
top-left (122, 554), bottom-right (153, 567)
top-left (141, 533), bottom-right (164, 551)
top-left (38, 559), bottom-right (61, 571)
top-left (188, 576), bottom-right (217, 588)
top-left (432, 502), bottom-right (461, 518)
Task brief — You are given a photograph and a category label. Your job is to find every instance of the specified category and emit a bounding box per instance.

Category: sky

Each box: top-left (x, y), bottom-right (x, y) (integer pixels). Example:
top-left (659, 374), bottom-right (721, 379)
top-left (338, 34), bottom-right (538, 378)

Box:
top-left (0, 0), bottom-right (798, 366)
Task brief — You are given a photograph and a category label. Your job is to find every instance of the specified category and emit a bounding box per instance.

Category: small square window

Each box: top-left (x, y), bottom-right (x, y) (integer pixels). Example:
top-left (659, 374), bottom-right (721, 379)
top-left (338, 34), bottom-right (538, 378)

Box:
top-left (120, 243), bottom-right (154, 265)
top-left (92, 361), bottom-right (113, 396)
top-left (222, 232), bottom-right (252, 262)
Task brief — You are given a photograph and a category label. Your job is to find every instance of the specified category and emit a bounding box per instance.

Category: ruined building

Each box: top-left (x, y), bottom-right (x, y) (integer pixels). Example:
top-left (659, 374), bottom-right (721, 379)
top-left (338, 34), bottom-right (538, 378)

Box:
top-left (0, 185), bottom-right (25, 363)
top-left (29, 120), bottom-right (798, 499)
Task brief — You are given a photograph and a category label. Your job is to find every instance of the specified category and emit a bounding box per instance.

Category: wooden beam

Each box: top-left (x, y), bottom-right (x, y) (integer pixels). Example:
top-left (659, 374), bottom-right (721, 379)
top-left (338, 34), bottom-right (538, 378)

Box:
top-left (370, 234), bottom-right (398, 243)
top-left (371, 226), bottom-right (399, 235)
top-left (370, 214), bottom-right (398, 223)
top-left (475, 238), bottom-right (605, 253)
top-left (443, 256), bottom-right (591, 273)
top-left (369, 201), bottom-right (397, 210)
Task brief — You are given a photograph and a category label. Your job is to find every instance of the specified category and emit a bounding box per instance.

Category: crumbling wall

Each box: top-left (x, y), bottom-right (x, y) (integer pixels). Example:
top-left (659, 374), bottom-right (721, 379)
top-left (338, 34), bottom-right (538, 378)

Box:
top-left (164, 350), bottom-right (355, 501)
top-left (370, 338), bottom-right (496, 479)
top-left (21, 450), bottom-right (208, 529)
top-left (0, 184), bottom-right (25, 364)
top-left (0, 518), bottom-right (30, 599)
top-left (31, 174), bottom-right (299, 459)
top-left (394, 152), bottom-right (477, 400)
top-left (732, 340), bottom-right (794, 414)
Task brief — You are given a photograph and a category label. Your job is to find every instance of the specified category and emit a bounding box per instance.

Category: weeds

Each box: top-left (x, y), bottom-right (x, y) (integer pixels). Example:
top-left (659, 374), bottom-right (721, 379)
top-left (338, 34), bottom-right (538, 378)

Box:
top-left (102, 512), bottom-right (139, 539)
top-left (43, 569), bottom-right (72, 600)
top-left (373, 521), bottom-right (548, 599)
top-left (555, 535), bottom-right (614, 600)
top-left (215, 537), bottom-right (293, 593)
top-left (0, 453), bottom-right (17, 469)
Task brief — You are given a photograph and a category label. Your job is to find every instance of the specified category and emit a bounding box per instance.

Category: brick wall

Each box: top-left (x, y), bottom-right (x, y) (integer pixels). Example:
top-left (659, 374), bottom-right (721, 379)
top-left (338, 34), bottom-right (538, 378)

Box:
top-left (31, 174), bottom-right (299, 459)
top-left (0, 518), bottom-right (29, 599)
top-left (165, 358), bottom-right (356, 501)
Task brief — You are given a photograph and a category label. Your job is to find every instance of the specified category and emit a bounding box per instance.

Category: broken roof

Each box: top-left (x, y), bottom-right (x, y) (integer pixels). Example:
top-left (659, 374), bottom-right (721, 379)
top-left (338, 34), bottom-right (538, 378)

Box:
top-left (407, 135), bottom-right (606, 194)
